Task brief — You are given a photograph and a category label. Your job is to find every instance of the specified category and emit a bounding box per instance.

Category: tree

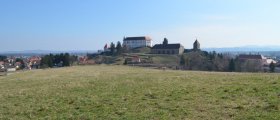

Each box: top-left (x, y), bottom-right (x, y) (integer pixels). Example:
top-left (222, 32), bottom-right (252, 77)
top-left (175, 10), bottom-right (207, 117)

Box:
top-left (211, 55), bottom-right (229, 71)
top-left (0, 55), bottom-right (7, 61)
top-left (184, 51), bottom-right (208, 70)
top-left (41, 53), bottom-right (76, 68)
top-left (63, 53), bottom-right (70, 66)
top-left (123, 59), bottom-right (128, 65)
top-left (40, 54), bottom-right (53, 68)
top-left (116, 41), bottom-right (122, 55)
top-left (40, 57), bottom-right (47, 68)
top-left (122, 44), bottom-right (129, 53)
top-left (209, 51), bottom-right (217, 60)
top-left (49, 54), bottom-right (54, 67)
top-left (163, 38), bottom-right (168, 45)
top-left (180, 55), bottom-right (185, 65)
top-left (51, 54), bottom-right (61, 67)
top-left (110, 42), bottom-right (116, 55)
top-left (15, 58), bottom-right (25, 69)
top-left (269, 61), bottom-right (275, 73)
top-left (69, 55), bottom-right (78, 65)
top-left (239, 60), bottom-right (263, 72)
top-left (229, 59), bottom-right (235, 72)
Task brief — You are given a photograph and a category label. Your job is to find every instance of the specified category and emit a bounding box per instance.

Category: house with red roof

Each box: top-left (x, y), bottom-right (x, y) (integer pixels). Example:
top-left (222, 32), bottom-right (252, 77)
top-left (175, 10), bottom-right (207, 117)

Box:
top-left (27, 56), bottom-right (41, 69)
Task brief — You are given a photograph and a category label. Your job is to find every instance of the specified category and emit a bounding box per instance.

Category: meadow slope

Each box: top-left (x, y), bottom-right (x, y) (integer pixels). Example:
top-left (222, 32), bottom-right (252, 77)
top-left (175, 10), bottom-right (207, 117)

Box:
top-left (0, 65), bottom-right (279, 119)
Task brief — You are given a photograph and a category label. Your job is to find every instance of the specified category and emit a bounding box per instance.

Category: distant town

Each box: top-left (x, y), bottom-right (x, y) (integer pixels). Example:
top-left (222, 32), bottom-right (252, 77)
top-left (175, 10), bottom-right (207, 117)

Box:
top-left (0, 36), bottom-right (279, 75)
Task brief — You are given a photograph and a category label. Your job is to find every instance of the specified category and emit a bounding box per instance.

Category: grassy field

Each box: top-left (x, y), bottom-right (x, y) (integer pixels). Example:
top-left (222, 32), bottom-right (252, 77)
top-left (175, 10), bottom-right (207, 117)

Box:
top-left (0, 65), bottom-right (279, 119)
top-left (151, 54), bottom-right (180, 65)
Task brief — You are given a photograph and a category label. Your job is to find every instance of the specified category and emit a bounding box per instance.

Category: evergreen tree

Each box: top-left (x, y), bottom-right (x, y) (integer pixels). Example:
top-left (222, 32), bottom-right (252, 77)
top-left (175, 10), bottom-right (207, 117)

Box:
top-left (123, 59), bottom-right (128, 65)
top-left (40, 56), bottom-right (47, 68)
top-left (229, 59), bottom-right (235, 72)
top-left (40, 54), bottom-right (53, 68)
top-left (69, 55), bottom-right (78, 65)
top-left (0, 55), bottom-right (7, 61)
top-left (116, 41), bottom-right (122, 55)
top-left (49, 54), bottom-right (54, 67)
top-left (47, 55), bottom-right (54, 67)
top-left (110, 42), bottom-right (116, 55)
top-left (163, 38), bottom-right (168, 45)
top-left (40, 53), bottom-right (77, 68)
top-left (122, 44), bottom-right (129, 53)
top-left (63, 53), bottom-right (70, 66)
top-left (269, 61), bottom-right (275, 73)
top-left (180, 55), bottom-right (185, 65)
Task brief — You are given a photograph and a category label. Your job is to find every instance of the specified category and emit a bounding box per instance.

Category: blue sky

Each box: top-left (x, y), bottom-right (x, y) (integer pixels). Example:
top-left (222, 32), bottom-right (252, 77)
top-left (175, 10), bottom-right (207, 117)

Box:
top-left (0, 0), bottom-right (280, 51)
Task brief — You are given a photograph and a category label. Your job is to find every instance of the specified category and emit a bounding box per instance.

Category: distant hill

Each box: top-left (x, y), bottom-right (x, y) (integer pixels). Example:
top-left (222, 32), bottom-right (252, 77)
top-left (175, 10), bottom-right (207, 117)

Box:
top-left (203, 45), bottom-right (280, 52)
top-left (0, 50), bottom-right (97, 56)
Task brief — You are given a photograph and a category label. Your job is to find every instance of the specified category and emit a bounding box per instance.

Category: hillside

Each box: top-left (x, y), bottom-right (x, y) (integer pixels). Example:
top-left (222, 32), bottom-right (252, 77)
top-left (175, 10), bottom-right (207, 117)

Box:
top-left (94, 51), bottom-right (181, 66)
top-left (130, 47), bottom-right (151, 54)
top-left (0, 65), bottom-right (279, 119)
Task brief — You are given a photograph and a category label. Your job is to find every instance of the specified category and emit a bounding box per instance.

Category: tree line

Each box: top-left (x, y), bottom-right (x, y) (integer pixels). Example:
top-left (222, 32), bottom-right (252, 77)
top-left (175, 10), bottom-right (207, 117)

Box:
top-left (180, 51), bottom-right (276, 72)
top-left (105, 41), bottom-right (128, 55)
top-left (40, 53), bottom-right (77, 68)
top-left (180, 51), bottom-right (231, 72)
top-left (0, 55), bottom-right (7, 61)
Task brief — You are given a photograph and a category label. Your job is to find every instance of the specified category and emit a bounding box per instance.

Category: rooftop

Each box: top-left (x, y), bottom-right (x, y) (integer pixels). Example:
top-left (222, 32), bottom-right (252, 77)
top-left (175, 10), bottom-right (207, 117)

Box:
top-left (152, 44), bottom-right (183, 49)
top-left (238, 54), bottom-right (266, 60)
top-left (194, 39), bottom-right (200, 44)
top-left (123, 36), bottom-right (152, 41)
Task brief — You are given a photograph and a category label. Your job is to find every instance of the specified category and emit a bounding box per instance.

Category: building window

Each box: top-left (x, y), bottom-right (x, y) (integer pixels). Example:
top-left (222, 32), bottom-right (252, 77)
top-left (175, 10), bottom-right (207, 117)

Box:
top-left (172, 50), bottom-right (175, 54)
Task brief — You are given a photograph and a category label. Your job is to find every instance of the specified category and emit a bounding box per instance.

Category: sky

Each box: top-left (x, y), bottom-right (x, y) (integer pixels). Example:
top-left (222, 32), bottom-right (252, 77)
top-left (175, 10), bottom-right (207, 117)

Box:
top-left (0, 0), bottom-right (280, 51)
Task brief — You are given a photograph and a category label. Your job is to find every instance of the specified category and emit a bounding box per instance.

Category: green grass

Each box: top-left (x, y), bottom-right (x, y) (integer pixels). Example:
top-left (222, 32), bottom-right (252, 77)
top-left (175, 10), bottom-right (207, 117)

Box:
top-left (0, 65), bottom-right (279, 119)
top-left (130, 47), bottom-right (151, 54)
top-left (151, 54), bottom-right (180, 65)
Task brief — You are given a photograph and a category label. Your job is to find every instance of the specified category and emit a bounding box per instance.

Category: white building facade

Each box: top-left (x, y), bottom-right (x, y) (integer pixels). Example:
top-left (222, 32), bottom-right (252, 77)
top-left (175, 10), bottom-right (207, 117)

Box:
top-left (123, 36), bottom-right (152, 49)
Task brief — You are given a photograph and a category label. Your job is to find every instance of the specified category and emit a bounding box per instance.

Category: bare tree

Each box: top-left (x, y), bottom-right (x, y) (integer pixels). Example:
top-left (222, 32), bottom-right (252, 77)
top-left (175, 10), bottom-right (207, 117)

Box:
top-left (239, 59), bottom-right (263, 72)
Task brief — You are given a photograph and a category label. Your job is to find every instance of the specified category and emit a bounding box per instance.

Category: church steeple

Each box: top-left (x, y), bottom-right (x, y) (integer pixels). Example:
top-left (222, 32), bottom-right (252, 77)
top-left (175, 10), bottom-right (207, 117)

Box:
top-left (163, 38), bottom-right (168, 45)
top-left (193, 39), bottom-right (200, 51)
